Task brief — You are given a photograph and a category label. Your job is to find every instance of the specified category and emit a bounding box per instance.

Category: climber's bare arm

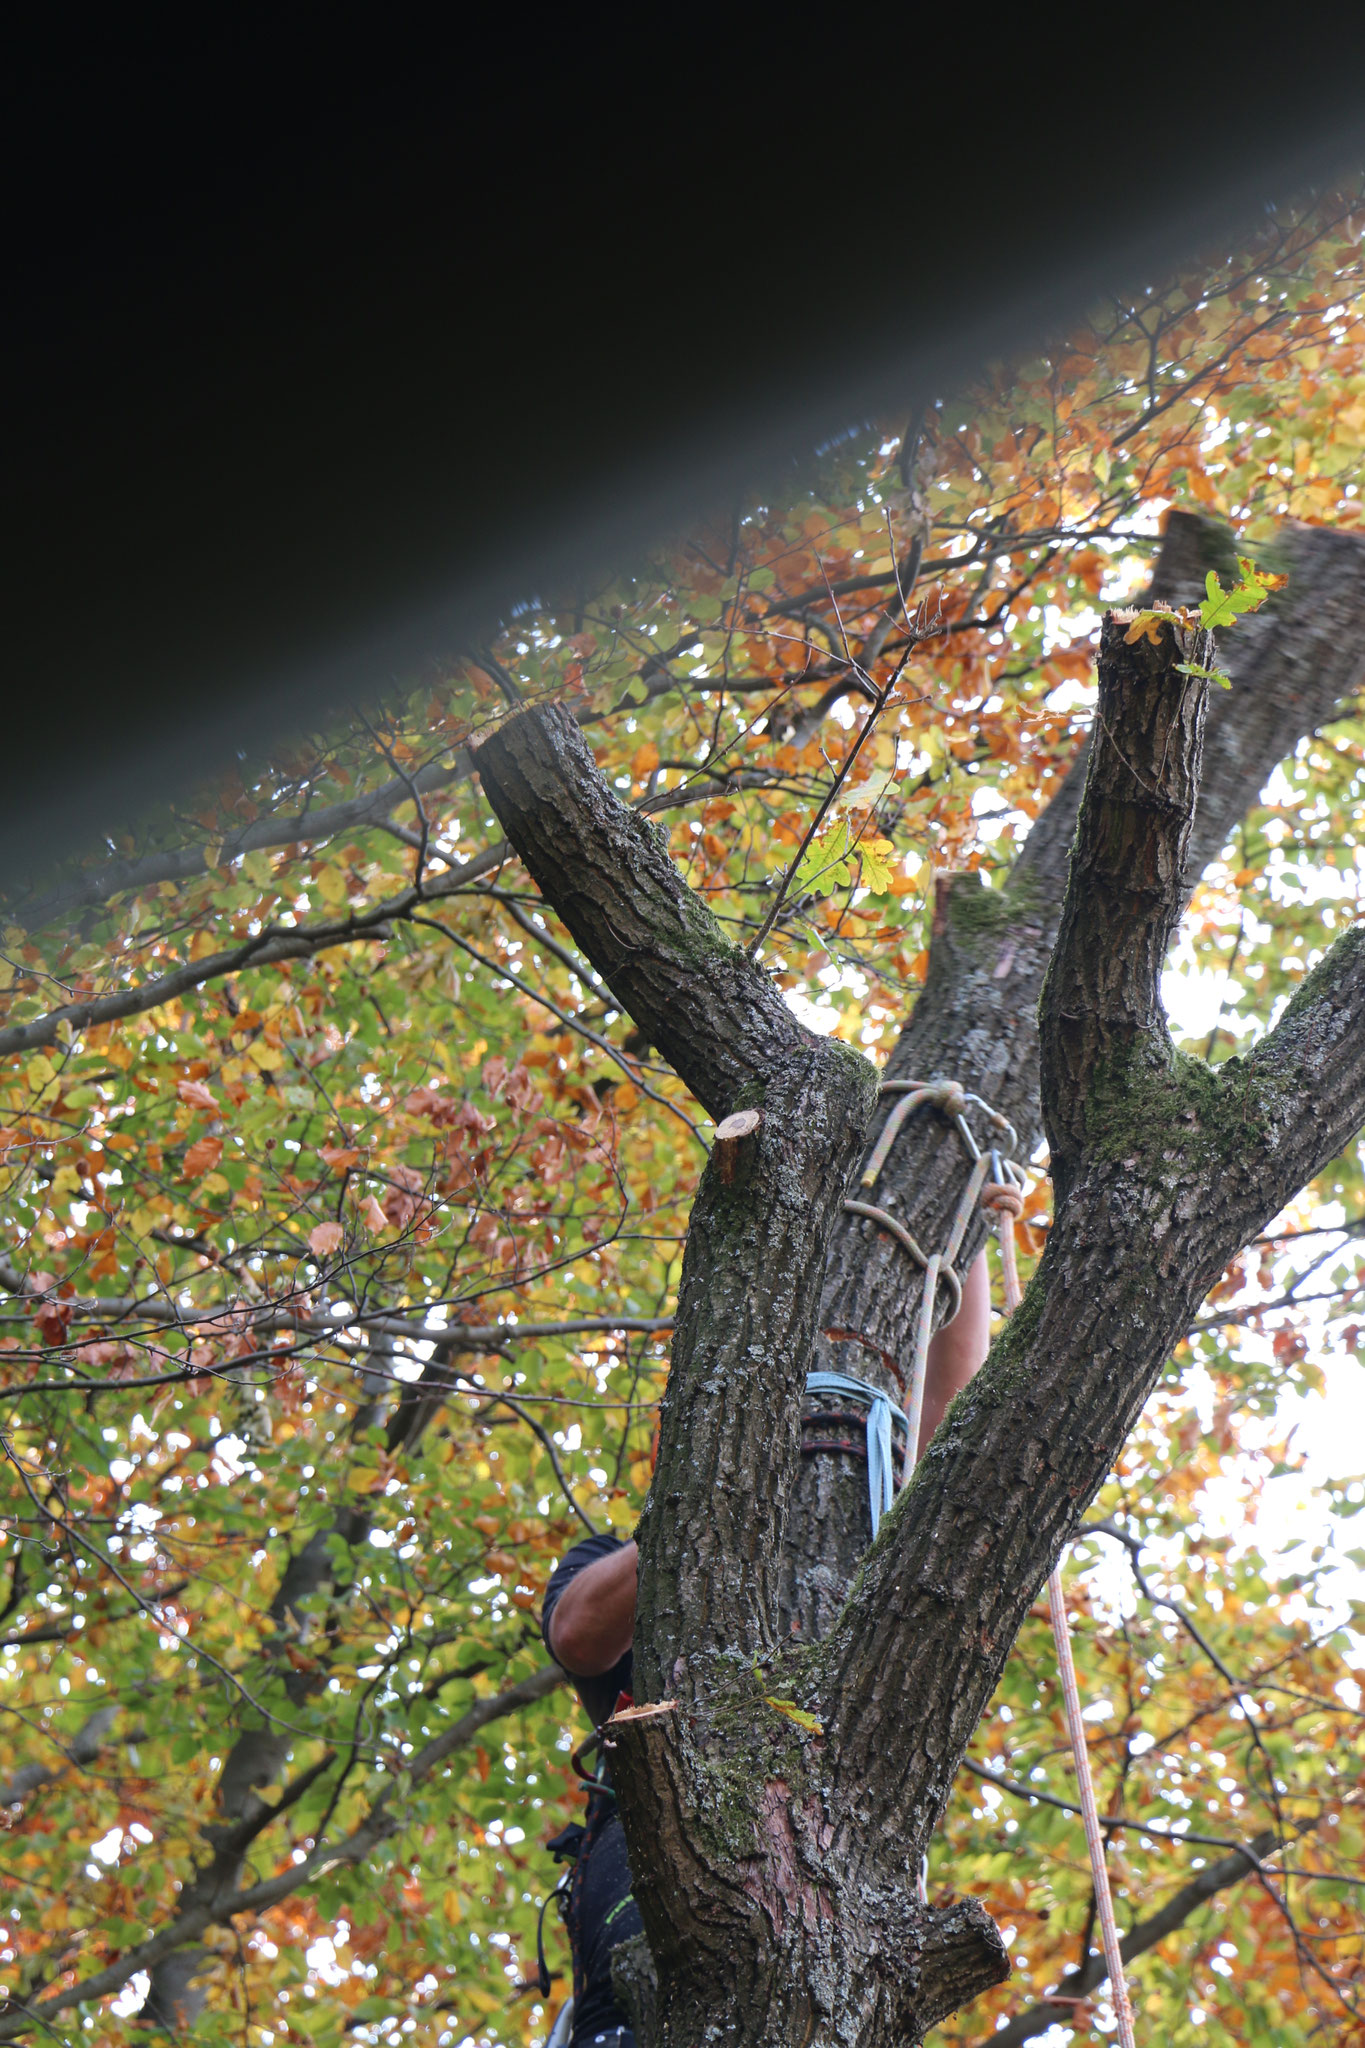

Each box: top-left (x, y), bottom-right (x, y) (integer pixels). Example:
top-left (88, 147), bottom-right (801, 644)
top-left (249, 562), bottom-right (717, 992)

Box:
top-left (547, 1540), bottom-right (639, 1675)
top-left (918, 1251), bottom-right (991, 1458)
top-left (547, 1279), bottom-right (989, 1654)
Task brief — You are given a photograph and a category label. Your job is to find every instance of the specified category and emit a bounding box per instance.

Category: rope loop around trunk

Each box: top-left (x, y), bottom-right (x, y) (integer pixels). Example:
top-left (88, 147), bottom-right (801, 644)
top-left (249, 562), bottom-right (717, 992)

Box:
top-left (846, 1077), bottom-right (1137, 2038)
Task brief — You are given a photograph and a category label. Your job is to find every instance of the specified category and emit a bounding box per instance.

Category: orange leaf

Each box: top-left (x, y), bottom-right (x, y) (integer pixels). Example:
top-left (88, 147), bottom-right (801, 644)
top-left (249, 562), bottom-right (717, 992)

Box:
top-left (358, 1195), bottom-right (388, 1232)
top-left (181, 1135), bottom-right (222, 1179)
top-left (176, 1078), bottom-right (218, 1112)
top-left (318, 1144), bottom-right (361, 1173)
top-left (309, 1221), bottom-right (344, 1258)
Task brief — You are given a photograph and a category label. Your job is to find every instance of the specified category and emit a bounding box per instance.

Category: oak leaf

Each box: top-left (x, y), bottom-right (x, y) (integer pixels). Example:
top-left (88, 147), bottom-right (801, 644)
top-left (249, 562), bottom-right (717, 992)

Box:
top-left (318, 1144), bottom-right (361, 1173)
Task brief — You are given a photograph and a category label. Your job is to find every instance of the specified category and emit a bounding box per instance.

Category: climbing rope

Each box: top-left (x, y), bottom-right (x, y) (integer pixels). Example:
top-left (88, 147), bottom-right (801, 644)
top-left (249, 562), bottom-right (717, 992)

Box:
top-left (851, 1078), bottom-right (1137, 2043)
top-left (846, 1078), bottom-right (1018, 1457)
top-left (985, 1178), bottom-right (1137, 2048)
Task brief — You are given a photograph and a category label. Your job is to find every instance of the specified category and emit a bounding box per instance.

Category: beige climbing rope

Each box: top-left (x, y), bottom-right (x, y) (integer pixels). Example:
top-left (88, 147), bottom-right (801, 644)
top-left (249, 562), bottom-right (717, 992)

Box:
top-left (983, 1183), bottom-right (1137, 2048)
top-left (855, 1080), bottom-right (1137, 2043)
top-left (848, 1078), bottom-right (1008, 1435)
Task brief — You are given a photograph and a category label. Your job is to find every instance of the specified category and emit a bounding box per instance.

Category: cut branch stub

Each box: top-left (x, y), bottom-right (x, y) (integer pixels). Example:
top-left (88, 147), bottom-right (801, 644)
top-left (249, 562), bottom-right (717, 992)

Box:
top-left (713, 1107), bottom-right (763, 1184)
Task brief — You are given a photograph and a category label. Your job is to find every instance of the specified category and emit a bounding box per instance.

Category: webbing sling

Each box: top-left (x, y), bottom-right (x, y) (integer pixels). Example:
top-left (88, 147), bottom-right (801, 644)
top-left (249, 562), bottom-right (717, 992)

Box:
top-left (803, 1370), bottom-right (908, 1539)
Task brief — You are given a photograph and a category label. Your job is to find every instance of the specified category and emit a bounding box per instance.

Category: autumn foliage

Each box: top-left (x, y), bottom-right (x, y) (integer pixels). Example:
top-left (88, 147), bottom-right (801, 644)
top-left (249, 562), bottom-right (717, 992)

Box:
top-left (2, 194), bottom-right (1364, 2044)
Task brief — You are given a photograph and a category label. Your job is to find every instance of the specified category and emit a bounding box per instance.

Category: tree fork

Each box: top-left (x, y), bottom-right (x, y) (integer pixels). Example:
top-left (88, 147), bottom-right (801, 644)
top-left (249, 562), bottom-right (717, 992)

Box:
top-left (790, 512), bottom-right (1365, 1622)
top-left (471, 602), bottom-right (1365, 2047)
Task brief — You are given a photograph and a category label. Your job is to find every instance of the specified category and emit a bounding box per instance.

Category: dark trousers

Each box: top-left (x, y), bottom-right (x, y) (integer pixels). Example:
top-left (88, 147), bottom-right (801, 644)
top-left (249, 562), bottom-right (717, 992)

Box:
top-left (564, 1796), bottom-right (643, 2048)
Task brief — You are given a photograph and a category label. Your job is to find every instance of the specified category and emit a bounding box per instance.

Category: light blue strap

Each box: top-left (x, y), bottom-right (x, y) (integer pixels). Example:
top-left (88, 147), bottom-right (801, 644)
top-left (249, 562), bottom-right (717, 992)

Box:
top-left (804, 1370), bottom-right (903, 1539)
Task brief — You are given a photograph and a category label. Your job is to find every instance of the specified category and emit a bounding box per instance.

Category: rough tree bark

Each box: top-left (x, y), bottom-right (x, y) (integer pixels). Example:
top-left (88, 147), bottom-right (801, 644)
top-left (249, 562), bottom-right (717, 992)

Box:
top-left (789, 511), bottom-right (1365, 1626)
top-left (474, 576), bottom-right (1365, 2046)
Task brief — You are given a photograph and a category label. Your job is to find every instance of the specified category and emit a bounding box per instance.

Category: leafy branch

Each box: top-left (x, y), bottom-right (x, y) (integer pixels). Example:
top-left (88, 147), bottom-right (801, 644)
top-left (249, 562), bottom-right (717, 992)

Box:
top-left (1119, 556), bottom-right (1289, 687)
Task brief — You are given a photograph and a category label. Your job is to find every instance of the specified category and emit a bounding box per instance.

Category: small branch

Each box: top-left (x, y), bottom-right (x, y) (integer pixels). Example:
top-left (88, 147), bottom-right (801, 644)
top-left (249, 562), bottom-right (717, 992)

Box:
top-left (746, 662), bottom-right (899, 959)
top-left (982, 1829), bottom-right (1282, 2048)
top-left (7, 759), bottom-right (474, 933)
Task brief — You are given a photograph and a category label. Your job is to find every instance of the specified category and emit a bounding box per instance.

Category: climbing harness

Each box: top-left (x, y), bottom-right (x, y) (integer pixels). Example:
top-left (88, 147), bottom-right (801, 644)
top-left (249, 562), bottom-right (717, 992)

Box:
top-left (852, 1078), bottom-right (1137, 2046)
top-left (802, 1369), bottom-right (909, 1538)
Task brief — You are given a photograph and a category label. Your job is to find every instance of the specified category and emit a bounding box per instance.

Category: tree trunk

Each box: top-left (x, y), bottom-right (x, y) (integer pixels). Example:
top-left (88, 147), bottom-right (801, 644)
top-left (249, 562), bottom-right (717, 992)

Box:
top-left (785, 511), bottom-right (1365, 1629)
top-left (472, 520), bottom-right (1365, 2047)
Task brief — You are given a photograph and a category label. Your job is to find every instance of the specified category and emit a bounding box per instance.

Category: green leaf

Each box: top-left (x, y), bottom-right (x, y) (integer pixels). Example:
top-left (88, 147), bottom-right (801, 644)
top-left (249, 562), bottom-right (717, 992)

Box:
top-left (857, 837), bottom-right (896, 893)
top-left (793, 819), bottom-right (855, 898)
top-left (1175, 661), bottom-right (1233, 689)
top-left (1198, 557), bottom-right (1287, 630)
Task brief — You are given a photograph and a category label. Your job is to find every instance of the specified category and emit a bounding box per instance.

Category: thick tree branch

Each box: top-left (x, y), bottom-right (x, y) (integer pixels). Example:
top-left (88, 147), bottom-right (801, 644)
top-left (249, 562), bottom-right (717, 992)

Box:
top-left (472, 704), bottom-right (828, 1122)
top-left (983, 1830), bottom-right (1279, 2048)
top-left (818, 600), bottom-right (1365, 1879)
top-left (1040, 610), bottom-right (1212, 1190)
top-left (805, 516), bottom-right (1365, 1514)
top-left (472, 704), bottom-right (882, 1689)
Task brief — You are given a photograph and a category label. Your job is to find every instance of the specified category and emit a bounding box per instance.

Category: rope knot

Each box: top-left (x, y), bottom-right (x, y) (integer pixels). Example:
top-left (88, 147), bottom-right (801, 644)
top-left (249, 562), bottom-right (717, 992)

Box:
top-left (933, 1081), bottom-right (968, 1119)
top-left (981, 1182), bottom-right (1024, 1219)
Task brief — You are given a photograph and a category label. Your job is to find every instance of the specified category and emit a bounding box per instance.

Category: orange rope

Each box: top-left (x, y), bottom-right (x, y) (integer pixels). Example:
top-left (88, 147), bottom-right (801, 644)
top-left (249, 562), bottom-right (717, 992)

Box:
top-left (983, 1184), bottom-right (1137, 2048)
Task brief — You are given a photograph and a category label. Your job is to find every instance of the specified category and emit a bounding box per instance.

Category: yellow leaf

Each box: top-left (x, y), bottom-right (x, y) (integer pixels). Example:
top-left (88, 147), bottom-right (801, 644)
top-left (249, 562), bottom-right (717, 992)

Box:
top-left (761, 1694), bottom-right (823, 1735)
top-left (25, 1055), bottom-right (55, 1091)
top-left (442, 1889), bottom-right (463, 1925)
top-left (316, 865), bottom-right (349, 908)
top-left (247, 1041), bottom-right (285, 1072)
top-left (1122, 610), bottom-right (1166, 646)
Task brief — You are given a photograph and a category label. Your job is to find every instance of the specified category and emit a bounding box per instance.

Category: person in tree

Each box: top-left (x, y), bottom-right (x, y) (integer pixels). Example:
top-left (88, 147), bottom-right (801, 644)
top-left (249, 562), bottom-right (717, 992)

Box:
top-left (540, 1255), bottom-right (993, 2047)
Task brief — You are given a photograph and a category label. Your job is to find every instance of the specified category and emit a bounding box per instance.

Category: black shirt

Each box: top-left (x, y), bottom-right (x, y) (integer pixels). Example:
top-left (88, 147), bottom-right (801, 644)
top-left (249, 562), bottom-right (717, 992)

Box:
top-left (541, 1531), bottom-right (634, 1727)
